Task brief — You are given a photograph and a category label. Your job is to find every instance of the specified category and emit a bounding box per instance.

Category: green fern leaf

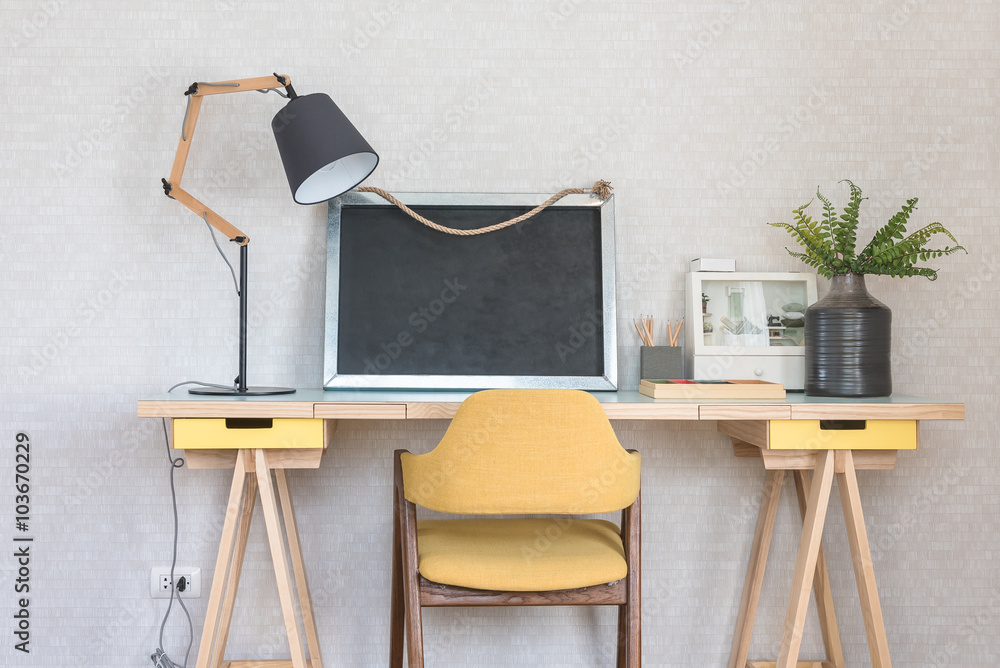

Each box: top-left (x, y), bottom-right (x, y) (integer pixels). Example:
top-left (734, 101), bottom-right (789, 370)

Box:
top-left (858, 198), bottom-right (917, 263)
top-left (771, 182), bottom-right (962, 280)
top-left (832, 179), bottom-right (862, 261)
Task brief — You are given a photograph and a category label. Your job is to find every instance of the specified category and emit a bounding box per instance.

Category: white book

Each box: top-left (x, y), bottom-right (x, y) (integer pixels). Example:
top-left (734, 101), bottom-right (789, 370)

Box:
top-left (690, 258), bottom-right (736, 272)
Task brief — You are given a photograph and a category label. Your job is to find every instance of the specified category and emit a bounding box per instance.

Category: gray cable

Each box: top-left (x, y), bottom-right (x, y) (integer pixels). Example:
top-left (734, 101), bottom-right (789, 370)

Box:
top-left (180, 97), bottom-right (191, 142)
top-left (175, 595), bottom-right (193, 668)
top-left (181, 81), bottom-right (240, 141)
top-left (202, 213), bottom-right (240, 296)
top-left (151, 418), bottom-right (193, 668)
top-left (179, 82), bottom-right (285, 142)
top-left (168, 380), bottom-right (237, 393)
top-left (257, 87), bottom-right (289, 98)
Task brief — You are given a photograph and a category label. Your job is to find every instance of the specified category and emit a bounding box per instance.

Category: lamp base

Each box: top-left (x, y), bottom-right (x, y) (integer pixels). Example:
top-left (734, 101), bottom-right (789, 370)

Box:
top-left (189, 386), bottom-right (296, 396)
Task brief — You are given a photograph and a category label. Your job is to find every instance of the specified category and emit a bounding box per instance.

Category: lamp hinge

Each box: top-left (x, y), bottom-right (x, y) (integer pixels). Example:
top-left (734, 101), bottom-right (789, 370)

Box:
top-left (274, 73), bottom-right (297, 99)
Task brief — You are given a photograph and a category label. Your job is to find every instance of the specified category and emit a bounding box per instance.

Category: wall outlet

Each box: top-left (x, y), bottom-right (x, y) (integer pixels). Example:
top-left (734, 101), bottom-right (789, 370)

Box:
top-left (150, 567), bottom-right (201, 599)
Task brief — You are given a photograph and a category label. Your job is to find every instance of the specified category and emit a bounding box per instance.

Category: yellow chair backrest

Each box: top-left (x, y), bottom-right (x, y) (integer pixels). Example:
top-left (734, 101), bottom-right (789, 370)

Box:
top-left (401, 389), bottom-right (640, 515)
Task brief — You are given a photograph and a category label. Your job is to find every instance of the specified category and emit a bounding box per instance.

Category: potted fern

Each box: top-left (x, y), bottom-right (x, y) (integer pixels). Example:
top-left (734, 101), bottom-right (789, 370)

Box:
top-left (770, 180), bottom-right (964, 397)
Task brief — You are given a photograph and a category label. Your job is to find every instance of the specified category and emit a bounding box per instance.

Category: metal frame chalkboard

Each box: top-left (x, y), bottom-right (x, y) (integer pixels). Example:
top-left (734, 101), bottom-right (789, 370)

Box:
top-left (323, 191), bottom-right (617, 390)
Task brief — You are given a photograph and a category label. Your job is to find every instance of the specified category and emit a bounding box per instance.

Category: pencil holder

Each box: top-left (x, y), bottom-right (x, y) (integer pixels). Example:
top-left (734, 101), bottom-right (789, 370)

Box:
top-left (639, 346), bottom-right (684, 381)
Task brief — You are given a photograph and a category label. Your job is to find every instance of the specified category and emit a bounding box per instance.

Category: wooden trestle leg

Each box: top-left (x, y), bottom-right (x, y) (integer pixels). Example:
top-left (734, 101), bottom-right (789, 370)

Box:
top-left (195, 449), bottom-right (323, 668)
top-left (730, 449), bottom-right (848, 668)
top-left (793, 471), bottom-right (845, 668)
top-left (838, 451), bottom-right (892, 668)
top-left (729, 470), bottom-right (785, 668)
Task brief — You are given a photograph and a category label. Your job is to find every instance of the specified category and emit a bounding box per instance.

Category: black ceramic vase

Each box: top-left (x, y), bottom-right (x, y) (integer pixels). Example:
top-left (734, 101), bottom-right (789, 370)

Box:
top-left (805, 273), bottom-right (892, 397)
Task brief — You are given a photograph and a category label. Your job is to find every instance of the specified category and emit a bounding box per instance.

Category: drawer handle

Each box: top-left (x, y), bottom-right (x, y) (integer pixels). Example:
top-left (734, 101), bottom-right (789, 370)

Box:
top-left (819, 419), bottom-right (866, 431)
top-left (225, 418), bottom-right (274, 430)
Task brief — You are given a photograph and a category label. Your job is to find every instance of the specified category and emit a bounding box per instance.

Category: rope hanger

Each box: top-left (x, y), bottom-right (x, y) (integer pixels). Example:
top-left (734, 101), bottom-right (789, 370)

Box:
top-left (356, 180), bottom-right (613, 236)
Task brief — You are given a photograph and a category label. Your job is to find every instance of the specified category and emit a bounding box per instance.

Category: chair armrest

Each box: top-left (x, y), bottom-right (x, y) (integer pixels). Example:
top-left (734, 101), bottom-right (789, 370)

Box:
top-left (393, 449), bottom-right (421, 586)
top-left (621, 450), bottom-right (641, 588)
top-left (394, 449), bottom-right (410, 497)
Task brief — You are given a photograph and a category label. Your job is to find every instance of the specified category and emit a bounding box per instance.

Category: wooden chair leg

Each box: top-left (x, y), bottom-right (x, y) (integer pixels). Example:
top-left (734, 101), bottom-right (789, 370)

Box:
top-left (275, 468), bottom-right (323, 668)
top-left (728, 469), bottom-right (785, 668)
top-left (838, 451), bottom-right (893, 668)
top-left (777, 450), bottom-right (835, 668)
top-left (209, 473), bottom-right (257, 668)
top-left (617, 602), bottom-right (627, 668)
top-left (390, 486), bottom-right (405, 668)
top-left (628, 493), bottom-right (641, 668)
top-left (616, 489), bottom-right (641, 668)
top-left (401, 499), bottom-right (424, 668)
top-left (197, 450), bottom-right (250, 668)
top-left (626, 595), bottom-right (641, 668)
top-left (794, 471), bottom-right (845, 668)
top-left (255, 449), bottom-right (309, 668)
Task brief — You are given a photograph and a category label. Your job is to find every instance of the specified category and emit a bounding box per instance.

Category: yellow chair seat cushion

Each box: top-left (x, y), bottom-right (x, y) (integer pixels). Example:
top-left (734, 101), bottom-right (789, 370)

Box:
top-left (416, 518), bottom-right (627, 592)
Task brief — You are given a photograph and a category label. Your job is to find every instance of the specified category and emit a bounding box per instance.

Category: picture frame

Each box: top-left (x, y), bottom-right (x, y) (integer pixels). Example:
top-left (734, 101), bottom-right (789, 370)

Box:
top-left (324, 191), bottom-right (618, 390)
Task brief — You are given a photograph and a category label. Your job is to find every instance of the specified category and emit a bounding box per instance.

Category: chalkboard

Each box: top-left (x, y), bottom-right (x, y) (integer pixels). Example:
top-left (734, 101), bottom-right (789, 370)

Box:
top-left (324, 192), bottom-right (617, 390)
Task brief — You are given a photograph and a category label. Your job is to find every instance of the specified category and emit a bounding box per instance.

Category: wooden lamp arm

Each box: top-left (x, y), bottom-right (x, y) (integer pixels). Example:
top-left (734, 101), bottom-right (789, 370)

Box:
top-left (162, 74), bottom-right (293, 246)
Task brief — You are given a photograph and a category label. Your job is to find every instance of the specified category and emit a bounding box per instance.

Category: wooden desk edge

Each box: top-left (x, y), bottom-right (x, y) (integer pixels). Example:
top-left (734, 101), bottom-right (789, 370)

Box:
top-left (313, 403), bottom-right (407, 419)
top-left (138, 399), bottom-right (965, 421)
top-left (789, 403), bottom-right (965, 420)
top-left (138, 401), bottom-right (314, 418)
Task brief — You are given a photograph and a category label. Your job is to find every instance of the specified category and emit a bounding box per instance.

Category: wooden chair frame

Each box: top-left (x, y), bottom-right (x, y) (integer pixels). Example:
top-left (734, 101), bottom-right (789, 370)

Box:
top-left (390, 449), bottom-right (641, 667)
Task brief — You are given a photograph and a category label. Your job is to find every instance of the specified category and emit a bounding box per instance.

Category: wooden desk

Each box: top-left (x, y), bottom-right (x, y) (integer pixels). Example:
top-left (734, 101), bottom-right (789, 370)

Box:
top-left (138, 390), bottom-right (964, 668)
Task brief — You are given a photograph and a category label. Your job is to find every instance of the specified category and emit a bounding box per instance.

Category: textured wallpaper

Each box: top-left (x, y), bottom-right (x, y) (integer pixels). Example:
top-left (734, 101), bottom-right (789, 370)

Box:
top-left (1, 1), bottom-right (998, 666)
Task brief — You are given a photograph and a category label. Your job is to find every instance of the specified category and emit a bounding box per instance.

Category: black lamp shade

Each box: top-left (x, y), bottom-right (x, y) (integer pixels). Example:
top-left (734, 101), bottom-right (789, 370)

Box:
top-left (271, 93), bottom-right (379, 205)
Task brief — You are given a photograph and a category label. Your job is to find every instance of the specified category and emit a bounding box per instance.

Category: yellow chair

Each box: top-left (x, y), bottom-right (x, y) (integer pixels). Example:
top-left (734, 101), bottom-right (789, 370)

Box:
top-left (390, 389), bottom-right (641, 667)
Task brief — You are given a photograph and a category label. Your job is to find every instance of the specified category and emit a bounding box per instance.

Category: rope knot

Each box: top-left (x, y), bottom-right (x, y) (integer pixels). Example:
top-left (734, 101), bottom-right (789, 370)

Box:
top-left (590, 180), bottom-right (613, 200)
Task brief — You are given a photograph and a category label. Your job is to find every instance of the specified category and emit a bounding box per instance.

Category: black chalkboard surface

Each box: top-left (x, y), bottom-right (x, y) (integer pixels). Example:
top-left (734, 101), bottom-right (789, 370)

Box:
top-left (323, 192), bottom-right (617, 390)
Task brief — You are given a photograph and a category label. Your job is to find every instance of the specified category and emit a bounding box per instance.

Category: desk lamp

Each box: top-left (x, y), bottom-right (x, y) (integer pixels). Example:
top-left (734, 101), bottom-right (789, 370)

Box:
top-left (161, 74), bottom-right (378, 395)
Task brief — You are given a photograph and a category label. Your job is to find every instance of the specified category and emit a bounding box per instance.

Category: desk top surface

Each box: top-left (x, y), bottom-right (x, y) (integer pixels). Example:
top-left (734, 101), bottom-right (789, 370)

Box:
top-left (138, 389), bottom-right (965, 421)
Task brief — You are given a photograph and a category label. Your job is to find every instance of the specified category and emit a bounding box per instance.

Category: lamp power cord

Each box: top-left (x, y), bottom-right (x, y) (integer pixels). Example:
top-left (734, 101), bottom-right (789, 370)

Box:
top-left (150, 417), bottom-right (194, 668)
top-left (201, 212), bottom-right (240, 296)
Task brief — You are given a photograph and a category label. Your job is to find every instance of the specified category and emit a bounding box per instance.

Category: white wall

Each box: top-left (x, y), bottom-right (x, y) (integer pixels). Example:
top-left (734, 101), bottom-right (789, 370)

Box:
top-left (1, 1), bottom-right (998, 666)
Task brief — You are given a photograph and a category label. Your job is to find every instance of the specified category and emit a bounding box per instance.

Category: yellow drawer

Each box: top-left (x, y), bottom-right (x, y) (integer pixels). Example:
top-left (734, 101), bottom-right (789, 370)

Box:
top-left (173, 418), bottom-right (324, 450)
top-left (769, 419), bottom-right (917, 450)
